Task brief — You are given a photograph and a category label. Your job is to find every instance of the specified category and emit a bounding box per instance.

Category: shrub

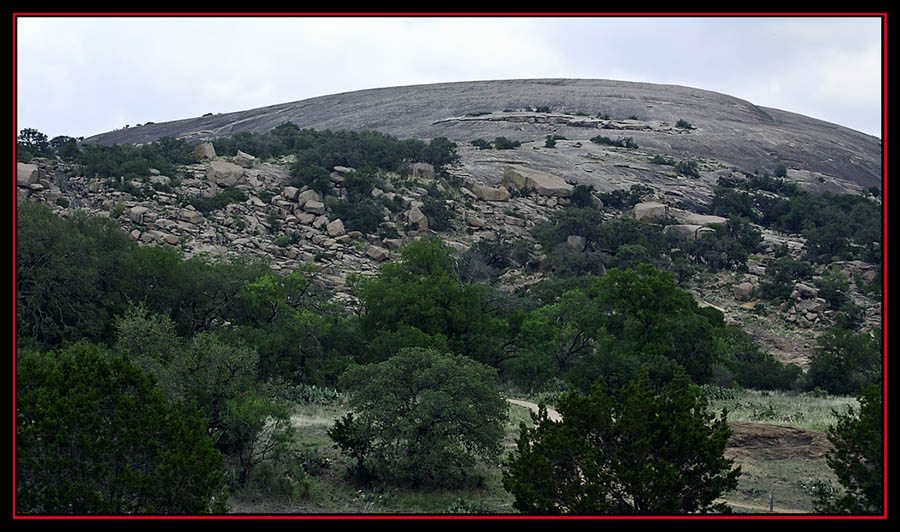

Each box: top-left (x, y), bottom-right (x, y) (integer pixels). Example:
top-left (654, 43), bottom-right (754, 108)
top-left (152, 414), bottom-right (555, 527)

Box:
top-left (16, 343), bottom-right (227, 514)
top-left (503, 370), bottom-right (740, 514)
top-left (330, 347), bottom-right (508, 487)
top-left (815, 384), bottom-right (883, 514)
top-left (493, 137), bottom-right (521, 150)
top-left (675, 119), bottom-right (694, 129)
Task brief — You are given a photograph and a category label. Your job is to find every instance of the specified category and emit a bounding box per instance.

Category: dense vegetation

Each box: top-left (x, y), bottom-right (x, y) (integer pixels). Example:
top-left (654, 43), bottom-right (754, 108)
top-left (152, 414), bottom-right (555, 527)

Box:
top-left (15, 122), bottom-right (882, 515)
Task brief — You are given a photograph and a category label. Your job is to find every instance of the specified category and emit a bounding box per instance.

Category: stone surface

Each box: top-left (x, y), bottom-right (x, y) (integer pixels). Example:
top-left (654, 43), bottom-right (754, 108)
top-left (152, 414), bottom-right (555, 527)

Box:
top-left (733, 282), bottom-right (755, 301)
top-left (235, 150), bottom-right (256, 168)
top-left (17, 163), bottom-right (39, 187)
top-left (502, 167), bottom-right (573, 197)
top-left (207, 160), bottom-right (246, 187)
top-left (326, 218), bottom-right (345, 237)
top-left (366, 245), bottom-right (389, 262)
top-left (83, 79), bottom-right (881, 198)
top-left (193, 142), bottom-right (216, 160)
top-left (472, 183), bottom-right (510, 202)
top-left (406, 206), bottom-right (429, 231)
top-left (633, 202), bottom-right (669, 222)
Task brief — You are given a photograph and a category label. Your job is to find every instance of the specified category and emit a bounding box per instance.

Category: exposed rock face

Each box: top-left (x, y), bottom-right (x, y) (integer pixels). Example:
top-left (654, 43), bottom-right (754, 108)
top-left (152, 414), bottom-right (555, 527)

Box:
top-left (406, 206), bottom-right (429, 231)
top-left (633, 202), bottom-right (669, 222)
top-left (472, 184), bottom-right (510, 202)
top-left (207, 160), bottom-right (246, 187)
top-left (82, 79), bottom-right (882, 196)
top-left (193, 142), bottom-right (216, 160)
top-left (366, 245), bottom-right (389, 262)
top-left (409, 162), bottom-right (435, 180)
top-left (235, 150), bottom-right (257, 168)
top-left (17, 163), bottom-right (39, 187)
top-left (733, 282), bottom-right (755, 301)
top-left (326, 219), bottom-right (345, 237)
top-left (502, 167), bottom-right (573, 197)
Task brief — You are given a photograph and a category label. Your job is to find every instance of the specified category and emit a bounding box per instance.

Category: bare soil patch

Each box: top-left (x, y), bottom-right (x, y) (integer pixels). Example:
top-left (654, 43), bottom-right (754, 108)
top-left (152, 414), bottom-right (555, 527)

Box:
top-left (725, 421), bottom-right (831, 461)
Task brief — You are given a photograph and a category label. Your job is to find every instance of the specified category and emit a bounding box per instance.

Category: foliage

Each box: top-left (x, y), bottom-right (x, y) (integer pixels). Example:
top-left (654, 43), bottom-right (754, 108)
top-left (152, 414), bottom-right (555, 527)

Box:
top-left (357, 238), bottom-right (510, 366)
top-left (502, 370), bottom-right (740, 514)
top-left (759, 257), bottom-right (814, 301)
top-left (595, 184), bottom-right (654, 210)
top-left (16, 202), bottom-right (136, 346)
top-left (683, 217), bottom-right (761, 271)
top-left (590, 135), bottom-right (638, 149)
top-left (815, 385), bottom-right (884, 514)
top-left (675, 118), bottom-right (694, 129)
top-left (570, 184), bottom-right (596, 208)
top-left (806, 328), bottom-right (882, 396)
top-left (674, 159), bottom-right (701, 178)
top-left (184, 187), bottom-right (247, 215)
top-left (332, 347), bottom-right (508, 487)
top-left (493, 136), bottom-right (522, 150)
top-left (16, 343), bottom-right (226, 514)
top-left (471, 138), bottom-right (493, 150)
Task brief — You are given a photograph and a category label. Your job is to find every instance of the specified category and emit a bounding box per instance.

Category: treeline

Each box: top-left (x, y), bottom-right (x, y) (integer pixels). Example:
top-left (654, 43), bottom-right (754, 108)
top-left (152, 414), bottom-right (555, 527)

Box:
top-left (16, 123), bottom-right (460, 186)
top-left (710, 174), bottom-right (881, 265)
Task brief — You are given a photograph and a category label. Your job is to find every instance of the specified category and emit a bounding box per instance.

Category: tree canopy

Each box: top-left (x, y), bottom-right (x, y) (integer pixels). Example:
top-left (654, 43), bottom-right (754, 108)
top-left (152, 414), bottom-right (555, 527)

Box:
top-left (503, 370), bottom-right (740, 514)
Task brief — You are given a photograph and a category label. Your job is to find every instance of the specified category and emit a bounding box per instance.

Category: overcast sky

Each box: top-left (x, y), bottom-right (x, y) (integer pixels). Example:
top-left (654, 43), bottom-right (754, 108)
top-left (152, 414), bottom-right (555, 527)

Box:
top-left (15, 15), bottom-right (884, 140)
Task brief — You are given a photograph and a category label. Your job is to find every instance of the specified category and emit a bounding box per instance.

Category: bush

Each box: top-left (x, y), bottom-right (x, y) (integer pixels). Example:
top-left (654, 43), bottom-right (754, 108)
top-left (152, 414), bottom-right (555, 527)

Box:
top-left (503, 370), bottom-right (740, 514)
top-left (185, 188), bottom-right (247, 215)
top-left (806, 328), bottom-right (882, 396)
top-left (470, 138), bottom-right (493, 150)
top-left (815, 384), bottom-right (883, 514)
top-left (330, 347), bottom-right (508, 487)
top-left (16, 343), bottom-right (227, 514)
top-left (493, 136), bottom-right (521, 150)
top-left (590, 135), bottom-right (638, 149)
top-left (675, 119), bottom-right (694, 129)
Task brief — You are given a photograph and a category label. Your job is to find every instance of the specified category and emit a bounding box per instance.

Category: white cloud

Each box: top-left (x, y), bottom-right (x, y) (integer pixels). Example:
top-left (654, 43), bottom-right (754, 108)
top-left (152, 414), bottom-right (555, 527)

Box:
top-left (14, 15), bottom-right (883, 139)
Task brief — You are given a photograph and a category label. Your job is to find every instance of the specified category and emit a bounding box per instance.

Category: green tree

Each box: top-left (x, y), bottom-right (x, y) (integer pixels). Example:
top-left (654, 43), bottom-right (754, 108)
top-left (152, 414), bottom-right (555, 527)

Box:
top-left (16, 343), bottom-right (226, 514)
top-left (815, 385), bottom-right (884, 515)
top-left (357, 238), bottom-right (510, 366)
top-left (806, 328), bottom-right (882, 395)
top-left (330, 347), bottom-right (508, 487)
top-left (502, 370), bottom-right (740, 514)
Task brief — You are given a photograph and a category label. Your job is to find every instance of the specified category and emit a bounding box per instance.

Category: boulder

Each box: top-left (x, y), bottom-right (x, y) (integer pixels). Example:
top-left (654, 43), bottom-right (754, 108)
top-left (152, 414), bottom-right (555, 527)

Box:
top-left (733, 282), bottom-right (755, 301)
top-left (192, 142), bottom-right (216, 160)
top-left (366, 245), bottom-right (390, 262)
top-left (179, 208), bottom-right (204, 224)
top-left (129, 205), bottom-right (150, 224)
top-left (326, 219), bottom-right (346, 237)
top-left (664, 224), bottom-right (704, 241)
top-left (297, 189), bottom-right (322, 207)
top-left (234, 150), bottom-right (256, 168)
top-left (16, 163), bottom-right (39, 187)
top-left (406, 206), bottom-right (429, 231)
top-left (633, 202), bottom-right (669, 223)
top-left (502, 167), bottom-right (573, 197)
top-left (283, 186), bottom-right (300, 201)
top-left (303, 200), bottom-right (326, 215)
top-left (409, 162), bottom-right (435, 180)
top-left (333, 166), bottom-right (355, 176)
top-left (207, 160), bottom-right (246, 187)
top-left (796, 298), bottom-right (827, 313)
top-left (794, 283), bottom-right (819, 299)
top-left (472, 184), bottom-right (510, 202)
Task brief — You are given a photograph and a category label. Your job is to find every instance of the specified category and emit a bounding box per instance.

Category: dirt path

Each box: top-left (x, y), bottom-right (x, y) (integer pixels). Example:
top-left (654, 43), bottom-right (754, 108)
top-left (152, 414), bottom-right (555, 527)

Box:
top-left (507, 398), bottom-right (562, 422)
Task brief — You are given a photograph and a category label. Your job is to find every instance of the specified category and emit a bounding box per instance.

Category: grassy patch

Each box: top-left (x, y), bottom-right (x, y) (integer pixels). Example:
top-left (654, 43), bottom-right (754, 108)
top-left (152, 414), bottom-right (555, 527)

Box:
top-left (722, 456), bottom-right (837, 514)
top-left (706, 387), bottom-right (858, 431)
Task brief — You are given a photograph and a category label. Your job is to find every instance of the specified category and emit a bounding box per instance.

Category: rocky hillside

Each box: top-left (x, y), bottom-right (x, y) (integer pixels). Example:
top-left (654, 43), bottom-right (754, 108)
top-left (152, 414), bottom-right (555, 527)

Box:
top-left (16, 134), bottom-right (882, 370)
top-left (83, 79), bottom-right (882, 197)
